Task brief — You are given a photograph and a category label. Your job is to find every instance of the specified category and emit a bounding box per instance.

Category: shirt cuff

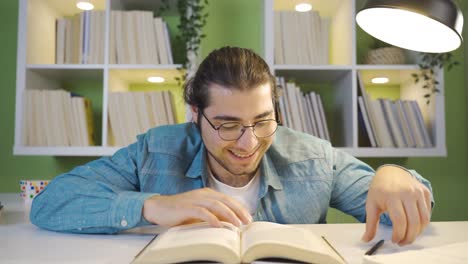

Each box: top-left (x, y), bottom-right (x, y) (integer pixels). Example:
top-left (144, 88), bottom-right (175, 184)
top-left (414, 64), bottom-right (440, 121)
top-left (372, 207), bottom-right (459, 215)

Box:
top-left (109, 191), bottom-right (158, 230)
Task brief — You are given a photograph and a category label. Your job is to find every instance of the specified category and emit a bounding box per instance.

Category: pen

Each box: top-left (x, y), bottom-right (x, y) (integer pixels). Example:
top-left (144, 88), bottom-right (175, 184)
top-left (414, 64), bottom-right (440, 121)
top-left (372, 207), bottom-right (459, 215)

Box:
top-left (365, 239), bottom-right (384, 255)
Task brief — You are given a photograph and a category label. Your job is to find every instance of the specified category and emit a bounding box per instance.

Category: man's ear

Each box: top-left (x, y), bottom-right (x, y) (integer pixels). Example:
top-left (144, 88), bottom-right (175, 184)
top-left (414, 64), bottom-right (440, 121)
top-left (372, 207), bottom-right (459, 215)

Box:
top-left (190, 105), bottom-right (199, 124)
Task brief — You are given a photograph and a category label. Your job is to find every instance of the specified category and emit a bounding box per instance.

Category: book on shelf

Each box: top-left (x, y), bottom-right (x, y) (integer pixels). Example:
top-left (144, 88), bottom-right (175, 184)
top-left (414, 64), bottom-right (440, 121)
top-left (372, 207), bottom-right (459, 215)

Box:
top-left (276, 77), bottom-right (330, 141)
top-left (22, 90), bottom-right (95, 147)
top-left (357, 71), bottom-right (380, 147)
top-left (56, 10), bottom-right (105, 64)
top-left (358, 96), bottom-right (377, 147)
top-left (274, 10), bottom-right (329, 65)
top-left (356, 71), bottom-right (433, 148)
top-left (411, 100), bottom-right (433, 147)
top-left (108, 91), bottom-right (177, 146)
top-left (132, 221), bottom-right (346, 264)
top-left (394, 100), bottom-right (416, 147)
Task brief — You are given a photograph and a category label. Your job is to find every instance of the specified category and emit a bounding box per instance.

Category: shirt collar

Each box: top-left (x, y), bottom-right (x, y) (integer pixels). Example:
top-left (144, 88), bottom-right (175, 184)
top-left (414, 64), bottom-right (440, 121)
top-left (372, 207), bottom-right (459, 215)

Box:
top-left (184, 143), bottom-right (283, 193)
top-left (185, 144), bottom-right (208, 186)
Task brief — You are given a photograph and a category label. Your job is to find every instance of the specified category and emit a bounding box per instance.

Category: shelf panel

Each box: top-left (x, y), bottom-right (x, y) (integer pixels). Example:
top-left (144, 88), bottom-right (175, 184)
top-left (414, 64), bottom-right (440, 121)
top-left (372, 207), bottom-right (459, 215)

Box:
top-left (355, 64), bottom-right (420, 70)
top-left (13, 146), bottom-right (447, 158)
top-left (274, 65), bottom-right (353, 70)
top-left (275, 68), bottom-right (351, 83)
top-left (26, 67), bottom-right (104, 82)
top-left (108, 64), bottom-right (183, 70)
top-left (339, 147), bottom-right (447, 157)
top-left (13, 146), bottom-right (120, 157)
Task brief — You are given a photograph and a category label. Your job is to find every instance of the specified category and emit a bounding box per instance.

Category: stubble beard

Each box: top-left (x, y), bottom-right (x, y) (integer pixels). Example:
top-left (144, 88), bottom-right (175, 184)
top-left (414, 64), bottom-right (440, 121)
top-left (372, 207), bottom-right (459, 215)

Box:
top-left (205, 147), bottom-right (261, 186)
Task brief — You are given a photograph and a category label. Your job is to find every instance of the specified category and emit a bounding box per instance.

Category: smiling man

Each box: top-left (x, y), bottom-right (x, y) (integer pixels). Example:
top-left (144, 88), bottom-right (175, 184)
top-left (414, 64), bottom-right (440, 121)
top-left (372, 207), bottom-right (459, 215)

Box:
top-left (31, 47), bottom-right (433, 246)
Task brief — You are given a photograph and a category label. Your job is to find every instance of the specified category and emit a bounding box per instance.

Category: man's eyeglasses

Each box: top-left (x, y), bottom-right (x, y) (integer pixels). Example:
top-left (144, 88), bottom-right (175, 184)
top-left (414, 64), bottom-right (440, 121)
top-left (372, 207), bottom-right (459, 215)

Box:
top-left (201, 111), bottom-right (278, 141)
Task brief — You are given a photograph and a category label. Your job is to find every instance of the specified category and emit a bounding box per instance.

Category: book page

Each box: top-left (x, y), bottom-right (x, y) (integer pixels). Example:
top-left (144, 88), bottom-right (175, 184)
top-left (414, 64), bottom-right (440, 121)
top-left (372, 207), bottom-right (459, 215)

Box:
top-left (152, 221), bottom-right (239, 250)
top-left (134, 222), bottom-right (241, 264)
top-left (241, 222), bottom-right (344, 264)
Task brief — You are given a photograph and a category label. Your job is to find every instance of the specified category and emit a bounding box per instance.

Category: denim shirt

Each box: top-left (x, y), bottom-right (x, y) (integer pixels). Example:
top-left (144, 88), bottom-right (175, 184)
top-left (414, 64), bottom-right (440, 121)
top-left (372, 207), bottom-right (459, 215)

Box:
top-left (30, 123), bottom-right (433, 234)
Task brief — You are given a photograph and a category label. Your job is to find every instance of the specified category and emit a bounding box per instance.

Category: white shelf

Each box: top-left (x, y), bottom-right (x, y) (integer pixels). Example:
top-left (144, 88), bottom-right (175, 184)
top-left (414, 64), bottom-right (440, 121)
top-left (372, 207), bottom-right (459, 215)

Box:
top-left (13, 146), bottom-right (120, 156)
top-left (13, 0), bottom-right (447, 157)
top-left (339, 147), bottom-right (447, 157)
top-left (107, 64), bottom-right (183, 69)
top-left (274, 65), bottom-right (353, 70)
top-left (14, 0), bottom-right (187, 156)
top-left (265, 0), bottom-right (446, 157)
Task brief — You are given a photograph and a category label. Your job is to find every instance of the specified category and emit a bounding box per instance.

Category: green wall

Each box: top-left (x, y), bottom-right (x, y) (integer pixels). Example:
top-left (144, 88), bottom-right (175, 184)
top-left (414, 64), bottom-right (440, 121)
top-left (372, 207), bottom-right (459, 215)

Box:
top-left (1, 0), bottom-right (467, 222)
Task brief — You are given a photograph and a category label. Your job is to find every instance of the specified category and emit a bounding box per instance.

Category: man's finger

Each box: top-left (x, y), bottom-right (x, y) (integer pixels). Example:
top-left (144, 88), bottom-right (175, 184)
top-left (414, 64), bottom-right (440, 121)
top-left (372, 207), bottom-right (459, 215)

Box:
top-left (388, 201), bottom-right (407, 244)
top-left (195, 198), bottom-right (243, 227)
top-left (400, 200), bottom-right (420, 245)
top-left (362, 203), bottom-right (381, 242)
top-left (209, 192), bottom-right (253, 224)
top-left (188, 206), bottom-right (222, 228)
top-left (417, 193), bottom-right (431, 233)
top-left (423, 186), bottom-right (432, 215)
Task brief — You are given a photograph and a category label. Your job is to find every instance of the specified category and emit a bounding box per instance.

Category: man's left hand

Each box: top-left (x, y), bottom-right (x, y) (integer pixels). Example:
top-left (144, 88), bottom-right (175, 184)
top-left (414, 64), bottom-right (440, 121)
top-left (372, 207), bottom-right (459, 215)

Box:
top-left (361, 165), bottom-right (432, 246)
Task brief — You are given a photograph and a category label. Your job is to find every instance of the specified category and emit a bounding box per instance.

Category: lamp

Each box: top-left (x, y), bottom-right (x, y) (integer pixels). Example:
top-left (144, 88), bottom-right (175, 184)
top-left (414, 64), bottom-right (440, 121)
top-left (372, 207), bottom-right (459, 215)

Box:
top-left (356, 0), bottom-right (464, 53)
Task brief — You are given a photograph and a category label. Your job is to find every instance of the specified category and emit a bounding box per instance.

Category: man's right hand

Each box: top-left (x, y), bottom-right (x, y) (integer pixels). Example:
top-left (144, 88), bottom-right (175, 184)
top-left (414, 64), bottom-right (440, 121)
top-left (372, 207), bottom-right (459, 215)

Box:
top-left (142, 188), bottom-right (253, 228)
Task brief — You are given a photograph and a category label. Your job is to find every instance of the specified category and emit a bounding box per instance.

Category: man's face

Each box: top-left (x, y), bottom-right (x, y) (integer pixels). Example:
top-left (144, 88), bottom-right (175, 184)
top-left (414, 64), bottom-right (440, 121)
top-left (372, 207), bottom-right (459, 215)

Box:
top-left (192, 82), bottom-right (276, 179)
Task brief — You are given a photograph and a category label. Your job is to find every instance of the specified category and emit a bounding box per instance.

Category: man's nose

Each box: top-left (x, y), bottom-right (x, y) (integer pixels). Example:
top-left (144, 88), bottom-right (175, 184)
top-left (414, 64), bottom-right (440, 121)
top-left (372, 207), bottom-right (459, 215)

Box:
top-left (236, 127), bottom-right (258, 150)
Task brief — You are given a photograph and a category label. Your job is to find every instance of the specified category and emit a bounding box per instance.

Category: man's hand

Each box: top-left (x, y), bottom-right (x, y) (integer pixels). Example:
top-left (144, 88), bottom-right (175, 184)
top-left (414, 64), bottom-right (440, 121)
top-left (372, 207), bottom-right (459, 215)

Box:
top-left (362, 165), bottom-right (432, 246)
top-left (142, 188), bottom-right (253, 228)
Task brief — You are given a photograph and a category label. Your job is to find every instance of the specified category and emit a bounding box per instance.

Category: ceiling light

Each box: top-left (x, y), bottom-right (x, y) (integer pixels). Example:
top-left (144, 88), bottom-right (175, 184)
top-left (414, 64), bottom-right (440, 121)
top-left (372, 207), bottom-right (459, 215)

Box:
top-left (371, 77), bottom-right (389, 84)
top-left (295, 3), bottom-right (312, 12)
top-left (356, 0), bottom-right (463, 53)
top-left (147, 76), bottom-right (165, 83)
top-left (76, 2), bottom-right (94, 11)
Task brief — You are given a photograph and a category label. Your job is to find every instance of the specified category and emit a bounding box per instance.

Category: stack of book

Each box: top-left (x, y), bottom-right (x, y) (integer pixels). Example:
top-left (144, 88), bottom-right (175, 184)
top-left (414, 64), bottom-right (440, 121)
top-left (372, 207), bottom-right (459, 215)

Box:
top-left (276, 77), bottom-right (330, 141)
top-left (108, 91), bottom-right (176, 146)
top-left (22, 90), bottom-right (95, 146)
top-left (357, 73), bottom-right (433, 148)
top-left (109, 11), bottom-right (173, 64)
top-left (274, 11), bottom-right (330, 65)
top-left (55, 10), bottom-right (173, 65)
top-left (55, 11), bottom-right (105, 64)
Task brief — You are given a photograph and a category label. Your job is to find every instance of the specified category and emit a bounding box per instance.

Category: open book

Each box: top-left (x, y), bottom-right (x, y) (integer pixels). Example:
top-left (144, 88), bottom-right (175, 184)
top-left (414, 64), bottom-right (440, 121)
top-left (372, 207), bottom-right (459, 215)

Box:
top-left (132, 221), bottom-right (346, 264)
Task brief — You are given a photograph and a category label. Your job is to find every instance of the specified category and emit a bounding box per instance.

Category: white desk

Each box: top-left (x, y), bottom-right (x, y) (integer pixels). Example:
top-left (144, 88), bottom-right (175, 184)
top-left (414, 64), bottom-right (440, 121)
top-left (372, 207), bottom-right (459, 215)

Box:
top-left (1, 193), bottom-right (467, 264)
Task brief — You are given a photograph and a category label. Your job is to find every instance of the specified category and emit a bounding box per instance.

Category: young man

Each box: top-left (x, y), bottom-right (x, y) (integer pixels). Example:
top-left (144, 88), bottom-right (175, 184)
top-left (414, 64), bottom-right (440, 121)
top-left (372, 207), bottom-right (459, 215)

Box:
top-left (31, 47), bottom-right (433, 246)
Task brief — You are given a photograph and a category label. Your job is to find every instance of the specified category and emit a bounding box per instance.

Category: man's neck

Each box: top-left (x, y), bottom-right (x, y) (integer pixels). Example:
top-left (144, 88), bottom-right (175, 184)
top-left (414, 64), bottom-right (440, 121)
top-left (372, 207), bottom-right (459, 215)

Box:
top-left (207, 159), bottom-right (258, 188)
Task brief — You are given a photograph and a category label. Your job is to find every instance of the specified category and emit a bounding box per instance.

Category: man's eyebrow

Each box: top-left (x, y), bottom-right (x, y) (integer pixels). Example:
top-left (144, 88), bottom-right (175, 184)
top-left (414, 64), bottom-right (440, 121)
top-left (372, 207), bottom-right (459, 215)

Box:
top-left (212, 110), bottom-right (274, 121)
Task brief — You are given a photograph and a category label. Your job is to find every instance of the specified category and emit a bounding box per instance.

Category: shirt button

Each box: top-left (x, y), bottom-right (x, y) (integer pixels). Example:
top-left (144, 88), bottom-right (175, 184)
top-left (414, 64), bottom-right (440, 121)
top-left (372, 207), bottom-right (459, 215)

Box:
top-left (120, 219), bottom-right (128, 227)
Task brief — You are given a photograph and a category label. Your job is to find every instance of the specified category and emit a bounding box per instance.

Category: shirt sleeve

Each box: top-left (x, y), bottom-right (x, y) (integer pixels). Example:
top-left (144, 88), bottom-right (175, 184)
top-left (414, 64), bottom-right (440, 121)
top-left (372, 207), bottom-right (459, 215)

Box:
top-left (30, 134), bottom-right (156, 234)
top-left (328, 147), bottom-right (434, 226)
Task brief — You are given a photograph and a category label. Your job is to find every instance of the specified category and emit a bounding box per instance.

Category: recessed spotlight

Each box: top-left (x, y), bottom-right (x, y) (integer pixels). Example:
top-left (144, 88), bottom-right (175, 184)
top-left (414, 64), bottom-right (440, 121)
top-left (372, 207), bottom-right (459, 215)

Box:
top-left (295, 3), bottom-right (312, 12)
top-left (371, 77), bottom-right (389, 84)
top-left (147, 76), bottom-right (165, 83)
top-left (76, 2), bottom-right (94, 11)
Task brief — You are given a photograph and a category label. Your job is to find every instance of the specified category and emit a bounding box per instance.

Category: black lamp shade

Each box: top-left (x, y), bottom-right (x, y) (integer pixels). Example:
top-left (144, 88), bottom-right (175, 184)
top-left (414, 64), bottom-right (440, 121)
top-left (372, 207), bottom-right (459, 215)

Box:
top-left (356, 0), bottom-right (464, 53)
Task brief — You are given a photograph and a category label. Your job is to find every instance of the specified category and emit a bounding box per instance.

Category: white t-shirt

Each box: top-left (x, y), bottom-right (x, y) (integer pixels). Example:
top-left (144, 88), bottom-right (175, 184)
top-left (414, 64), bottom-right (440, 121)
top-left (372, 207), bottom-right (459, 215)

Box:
top-left (206, 167), bottom-right (260, 215)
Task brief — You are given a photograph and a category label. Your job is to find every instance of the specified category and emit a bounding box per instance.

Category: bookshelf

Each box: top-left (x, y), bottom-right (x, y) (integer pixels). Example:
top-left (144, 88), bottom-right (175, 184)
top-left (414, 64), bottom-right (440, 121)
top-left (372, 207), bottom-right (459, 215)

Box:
top-left (14, 0), bottom-right (185, 156)
top-left (14, 0), bottom-right (446, 157)
top-left (264, 0), bottom-right (446, 157)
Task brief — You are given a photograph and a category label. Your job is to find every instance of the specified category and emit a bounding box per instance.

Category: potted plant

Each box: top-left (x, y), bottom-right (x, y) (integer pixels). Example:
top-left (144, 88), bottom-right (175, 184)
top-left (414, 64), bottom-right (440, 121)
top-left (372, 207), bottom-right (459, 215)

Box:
top-left (411, 52), bottom-right (459, 104)
top-left (158, 0), bottom-right (209, 83)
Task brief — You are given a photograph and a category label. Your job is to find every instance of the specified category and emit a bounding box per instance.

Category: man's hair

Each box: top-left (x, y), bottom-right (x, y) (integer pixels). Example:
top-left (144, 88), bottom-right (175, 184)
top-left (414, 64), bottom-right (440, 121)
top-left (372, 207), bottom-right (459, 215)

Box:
top-left (183, 46), bottom-right (278, 113)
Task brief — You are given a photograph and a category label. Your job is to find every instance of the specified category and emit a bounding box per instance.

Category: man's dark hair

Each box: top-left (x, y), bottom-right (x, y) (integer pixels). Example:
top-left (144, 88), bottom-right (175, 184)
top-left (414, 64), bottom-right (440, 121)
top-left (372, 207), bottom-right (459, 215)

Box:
top-left (183, 47), bottom-right (278, 118)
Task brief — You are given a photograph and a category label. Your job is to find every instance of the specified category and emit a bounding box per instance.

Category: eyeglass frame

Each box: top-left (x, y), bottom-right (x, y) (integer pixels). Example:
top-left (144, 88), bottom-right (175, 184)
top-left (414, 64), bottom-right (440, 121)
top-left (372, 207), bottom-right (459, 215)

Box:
top-left (200, 111), bottom-right (279, 141)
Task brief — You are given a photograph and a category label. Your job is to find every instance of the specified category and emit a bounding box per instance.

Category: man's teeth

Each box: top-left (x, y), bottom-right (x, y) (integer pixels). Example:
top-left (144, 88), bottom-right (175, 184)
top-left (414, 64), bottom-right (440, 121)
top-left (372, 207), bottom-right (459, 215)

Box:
top-left (231, 151), bottom-right (254, 158)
